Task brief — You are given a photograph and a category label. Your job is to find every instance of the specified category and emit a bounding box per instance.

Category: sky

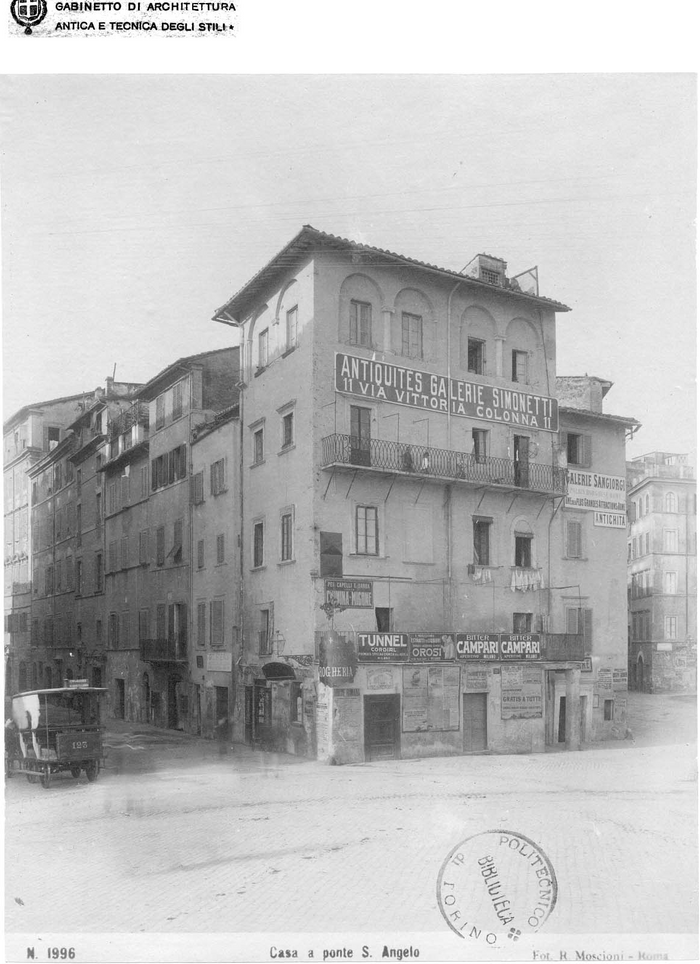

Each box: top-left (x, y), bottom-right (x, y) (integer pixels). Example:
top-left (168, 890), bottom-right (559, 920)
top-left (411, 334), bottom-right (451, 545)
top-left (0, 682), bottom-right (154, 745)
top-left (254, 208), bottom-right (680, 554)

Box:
top-left (1, 72), bottom-right (696, 458)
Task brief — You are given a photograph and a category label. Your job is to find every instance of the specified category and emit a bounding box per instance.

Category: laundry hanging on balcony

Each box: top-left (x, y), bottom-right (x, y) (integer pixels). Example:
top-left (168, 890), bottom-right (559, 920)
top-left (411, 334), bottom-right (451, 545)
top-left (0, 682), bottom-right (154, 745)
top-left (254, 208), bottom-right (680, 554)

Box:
top-left (510, 568), bottom-right (545, 592)
top-left (471, 567), bottom-right (492, 584)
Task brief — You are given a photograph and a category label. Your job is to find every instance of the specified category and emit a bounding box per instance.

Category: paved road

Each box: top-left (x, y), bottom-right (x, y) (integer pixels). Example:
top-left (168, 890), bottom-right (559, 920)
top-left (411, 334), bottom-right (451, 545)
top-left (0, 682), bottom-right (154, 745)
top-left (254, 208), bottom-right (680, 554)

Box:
top-left (5, 692), bottom-right (698, 962)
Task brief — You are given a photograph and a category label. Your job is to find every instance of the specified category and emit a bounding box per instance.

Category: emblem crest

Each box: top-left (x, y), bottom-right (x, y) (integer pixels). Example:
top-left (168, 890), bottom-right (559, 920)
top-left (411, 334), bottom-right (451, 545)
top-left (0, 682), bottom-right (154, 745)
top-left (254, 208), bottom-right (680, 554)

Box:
top-left (11, 0), bottom-right (47, 33)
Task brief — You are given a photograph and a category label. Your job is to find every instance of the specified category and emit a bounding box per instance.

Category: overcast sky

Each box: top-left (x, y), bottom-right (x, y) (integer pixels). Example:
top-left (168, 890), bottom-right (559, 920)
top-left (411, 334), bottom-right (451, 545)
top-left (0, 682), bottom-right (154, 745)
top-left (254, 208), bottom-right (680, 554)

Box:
top-left (1, 73), bottom-right (695, 458)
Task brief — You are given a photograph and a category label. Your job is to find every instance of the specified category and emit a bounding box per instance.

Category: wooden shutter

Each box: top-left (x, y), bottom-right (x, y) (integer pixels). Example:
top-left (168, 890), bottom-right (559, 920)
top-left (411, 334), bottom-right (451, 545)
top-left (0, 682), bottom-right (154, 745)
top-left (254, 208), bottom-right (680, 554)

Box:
top-left (580, 434), bottom-right (592, 467)
top-left (320, 531), bottom-right (343, 576)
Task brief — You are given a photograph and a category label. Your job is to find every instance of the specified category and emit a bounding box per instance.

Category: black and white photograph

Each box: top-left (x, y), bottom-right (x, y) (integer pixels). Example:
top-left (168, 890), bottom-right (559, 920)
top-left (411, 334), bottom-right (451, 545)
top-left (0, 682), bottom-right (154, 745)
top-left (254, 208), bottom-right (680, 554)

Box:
top-left (1, 20), bottom-right (697, 964)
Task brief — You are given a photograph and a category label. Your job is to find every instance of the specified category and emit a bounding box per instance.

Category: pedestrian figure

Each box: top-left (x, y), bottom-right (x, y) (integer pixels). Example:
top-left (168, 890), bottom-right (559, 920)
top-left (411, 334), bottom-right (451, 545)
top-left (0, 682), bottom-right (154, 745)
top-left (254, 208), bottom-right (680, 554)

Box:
top-left (216, 716), bottom-right (229, 755)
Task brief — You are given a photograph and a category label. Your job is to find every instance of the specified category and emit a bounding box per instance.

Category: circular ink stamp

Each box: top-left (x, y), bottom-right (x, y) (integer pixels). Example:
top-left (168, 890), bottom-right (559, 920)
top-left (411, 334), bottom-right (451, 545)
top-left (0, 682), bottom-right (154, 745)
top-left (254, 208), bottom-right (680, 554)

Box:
top-left (437, 830), bottom-right (558, 948)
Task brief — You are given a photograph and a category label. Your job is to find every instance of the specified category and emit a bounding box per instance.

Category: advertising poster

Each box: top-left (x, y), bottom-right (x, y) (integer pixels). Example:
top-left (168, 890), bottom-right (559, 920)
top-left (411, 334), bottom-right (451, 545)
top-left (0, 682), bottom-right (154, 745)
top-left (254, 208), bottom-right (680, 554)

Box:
top-left (501, 665), bottom-right (543, 719)
top-left (358, 632), bottom-right (409, 662)
top-left (402, 666), bottom-right (429, 731)
top-left (427, 665), bottom-right (461, 730)
top-left (409, 632), bottom-right (456, 661)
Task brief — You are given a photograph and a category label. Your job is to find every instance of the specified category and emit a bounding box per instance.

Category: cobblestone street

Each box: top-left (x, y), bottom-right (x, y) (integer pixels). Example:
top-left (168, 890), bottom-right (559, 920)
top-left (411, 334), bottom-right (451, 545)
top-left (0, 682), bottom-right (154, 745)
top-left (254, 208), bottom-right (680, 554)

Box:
top-left (5, 692), bottom-right (698, 963)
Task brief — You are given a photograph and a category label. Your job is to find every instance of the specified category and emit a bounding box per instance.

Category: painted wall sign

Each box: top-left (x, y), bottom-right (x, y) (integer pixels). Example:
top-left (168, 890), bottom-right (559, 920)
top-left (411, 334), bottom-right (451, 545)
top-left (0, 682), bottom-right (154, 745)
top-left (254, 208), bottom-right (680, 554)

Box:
top-left (594, 511), bottom-right (627, 528)
top-left (206, 652), bottom-right (232, 672)
top-left (335, 352), bottom-right (558, 431)
top-left (456, 633), bottom-right (544, 660)
top-left (318, 631), bottom-right (358, 687)
top-left (325, 578), bottom-right (374, 608)
top-left (565, 470), bottom-right (626, 514)
top-left (501, 665), bottom-right (543, 719)
top-left (358, 632), bottom-right (409, 662)
top-left (366, 667), bottom-right (394, 690)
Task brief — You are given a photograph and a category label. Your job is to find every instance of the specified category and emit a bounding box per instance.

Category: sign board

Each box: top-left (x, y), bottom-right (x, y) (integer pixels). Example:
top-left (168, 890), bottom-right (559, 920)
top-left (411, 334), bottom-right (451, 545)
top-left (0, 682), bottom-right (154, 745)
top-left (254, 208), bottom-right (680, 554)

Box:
top-left (318, 631), bottom-right (357, 687)
top-left (456, 634), bottom-right (544, 660)
top-left (336, 352), bottom-right (558, 432)
top-left (358, 632), bottom-right (409, 662)
top-left (324, 579), bottom-right (373, 608)
top-left (464, 668), bottom-right (489, 692)
top-left (581, 657), bottom-right (593, 673)
top-left (409, 633), bottom-right (456, 661)
top-left (594, 512), bottom-right (626, 528)
top-left (501, 665), bottom-right (543, 719)
top-left (206, 652), bottom-right (232, 673)
top-left (366, 667), bottom-right (394, 690)
top-left (565, 470), bottom-right (626, 514)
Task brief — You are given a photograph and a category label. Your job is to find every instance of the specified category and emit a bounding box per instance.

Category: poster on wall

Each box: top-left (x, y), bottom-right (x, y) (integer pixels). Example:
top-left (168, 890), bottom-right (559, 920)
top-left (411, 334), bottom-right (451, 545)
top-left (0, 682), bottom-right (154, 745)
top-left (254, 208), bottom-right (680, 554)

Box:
top-left (402, 667), bottom-right (429, 731)
top-left (427, 665), bottom-right (461, 730)
top-left (366, 667), bottom-right (394, 690)
top-left (334, 692), bottom-right (362, 743)
top-left (613, 668), bottom-right (629, 690)
top-left (501, 665), bottom-right (543, 719)
top-left (597, 668), bottom-right (613, 693)
top-left (410, 633), bottom-right (456, 661)
top-left (565, 469), bottom-right (626, 515)
top-left (464, 668), bottom-right (488, 692)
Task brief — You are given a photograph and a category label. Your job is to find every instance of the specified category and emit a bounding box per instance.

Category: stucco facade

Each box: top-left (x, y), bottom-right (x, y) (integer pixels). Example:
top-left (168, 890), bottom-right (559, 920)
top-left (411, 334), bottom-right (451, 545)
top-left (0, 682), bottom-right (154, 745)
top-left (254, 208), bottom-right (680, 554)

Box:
top-left (214, 225), bottom-right (639, 762)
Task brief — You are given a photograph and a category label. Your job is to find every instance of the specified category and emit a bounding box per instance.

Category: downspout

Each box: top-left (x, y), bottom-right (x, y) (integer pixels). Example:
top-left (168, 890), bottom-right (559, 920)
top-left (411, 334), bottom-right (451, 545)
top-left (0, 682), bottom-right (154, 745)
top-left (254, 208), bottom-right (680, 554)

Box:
top-left (237, 343), bottom-right (246, 740)
top-left (445, 281), bottom-right (463, 624)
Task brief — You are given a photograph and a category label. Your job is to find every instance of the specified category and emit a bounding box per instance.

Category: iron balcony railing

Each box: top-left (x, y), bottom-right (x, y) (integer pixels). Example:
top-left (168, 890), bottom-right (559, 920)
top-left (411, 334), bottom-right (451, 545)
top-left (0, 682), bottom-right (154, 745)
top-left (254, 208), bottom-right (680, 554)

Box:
top-left (140, 637), bottom-right (187, 663)
top-left (321, 434), bottom-right (566, 495)
top-left (108, 403), bottom-right (150, 440)
top-left (541, 633), bottom-right (585, 661)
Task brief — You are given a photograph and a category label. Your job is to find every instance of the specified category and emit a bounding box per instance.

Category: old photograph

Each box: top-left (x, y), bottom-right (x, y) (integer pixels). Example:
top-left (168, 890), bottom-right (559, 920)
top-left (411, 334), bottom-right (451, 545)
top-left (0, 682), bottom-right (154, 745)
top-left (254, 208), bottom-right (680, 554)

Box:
top-left (2, 68), bottom-right (697, 963)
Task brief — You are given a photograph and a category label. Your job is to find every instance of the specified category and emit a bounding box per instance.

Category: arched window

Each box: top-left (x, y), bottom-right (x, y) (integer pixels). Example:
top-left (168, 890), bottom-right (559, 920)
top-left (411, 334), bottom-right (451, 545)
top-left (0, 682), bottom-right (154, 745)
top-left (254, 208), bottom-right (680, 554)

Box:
top-left (664, 491), bottom-right (678, 513)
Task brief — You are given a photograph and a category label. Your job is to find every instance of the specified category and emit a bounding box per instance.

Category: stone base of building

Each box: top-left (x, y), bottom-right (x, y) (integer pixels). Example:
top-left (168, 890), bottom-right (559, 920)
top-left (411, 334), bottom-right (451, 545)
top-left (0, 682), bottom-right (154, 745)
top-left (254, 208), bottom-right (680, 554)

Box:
top-left (629, 641), bottom-right (697, 694)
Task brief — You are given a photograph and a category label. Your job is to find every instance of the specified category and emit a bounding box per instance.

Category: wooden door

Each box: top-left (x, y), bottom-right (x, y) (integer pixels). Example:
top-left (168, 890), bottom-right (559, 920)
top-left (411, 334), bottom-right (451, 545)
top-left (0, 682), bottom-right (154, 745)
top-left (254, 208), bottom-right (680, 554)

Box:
top-left (364, 694), bottom-right (400, 761)
top-left (350, 406), bottom-right (371, 466)
top-left (463, 692), bottom-right (488, 751)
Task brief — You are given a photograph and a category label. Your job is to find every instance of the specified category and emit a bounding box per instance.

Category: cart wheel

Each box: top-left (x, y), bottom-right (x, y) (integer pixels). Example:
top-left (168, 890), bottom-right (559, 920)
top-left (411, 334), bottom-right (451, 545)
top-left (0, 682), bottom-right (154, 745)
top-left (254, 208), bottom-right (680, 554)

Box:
top-left (70, 766), bottom-right (82, 779)
top-left (85, 762), bottom-right (98, 782)
top-left (40, 768), bottom-right (52, 789)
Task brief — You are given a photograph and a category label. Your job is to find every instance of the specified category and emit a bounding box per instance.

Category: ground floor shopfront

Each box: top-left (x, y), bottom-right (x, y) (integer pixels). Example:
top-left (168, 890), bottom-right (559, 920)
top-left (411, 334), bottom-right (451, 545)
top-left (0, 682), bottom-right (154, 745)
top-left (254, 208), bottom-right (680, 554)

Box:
top-left (233, 631), bottom-right (631, 763)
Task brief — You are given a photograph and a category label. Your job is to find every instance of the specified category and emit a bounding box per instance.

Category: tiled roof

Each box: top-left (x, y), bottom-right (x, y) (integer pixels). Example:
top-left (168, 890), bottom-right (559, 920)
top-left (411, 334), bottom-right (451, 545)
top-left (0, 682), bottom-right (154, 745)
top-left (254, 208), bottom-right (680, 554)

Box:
top-left (137, 346), bottom-right (238, 400)
top-left (213, 224), bottom-right (571, 324)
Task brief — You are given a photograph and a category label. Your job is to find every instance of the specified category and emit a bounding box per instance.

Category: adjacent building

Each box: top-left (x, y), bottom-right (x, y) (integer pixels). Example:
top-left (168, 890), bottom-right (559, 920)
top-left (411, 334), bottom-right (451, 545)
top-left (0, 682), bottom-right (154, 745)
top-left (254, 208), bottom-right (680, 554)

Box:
top-left (212, 225), bottom-right (640, 762)
top-left (627, 452), bottom-right (697, 693)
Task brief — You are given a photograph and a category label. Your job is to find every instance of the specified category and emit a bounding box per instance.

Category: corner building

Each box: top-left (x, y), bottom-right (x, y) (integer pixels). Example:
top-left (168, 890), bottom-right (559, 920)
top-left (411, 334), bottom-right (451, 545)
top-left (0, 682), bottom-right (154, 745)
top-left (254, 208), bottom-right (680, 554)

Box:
top-left (214, 226), bottom-right (637, 762)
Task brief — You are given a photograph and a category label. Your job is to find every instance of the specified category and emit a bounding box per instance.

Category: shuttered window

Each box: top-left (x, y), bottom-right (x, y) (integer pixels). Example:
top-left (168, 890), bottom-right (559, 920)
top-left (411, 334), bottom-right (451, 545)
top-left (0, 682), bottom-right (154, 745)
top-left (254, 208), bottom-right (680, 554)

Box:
top-left (566, 521), bottom-right (583, 558)
top-left (211, 600), bottom-right (224, 648)
top-left (320, 531), bottom-right (343, 576)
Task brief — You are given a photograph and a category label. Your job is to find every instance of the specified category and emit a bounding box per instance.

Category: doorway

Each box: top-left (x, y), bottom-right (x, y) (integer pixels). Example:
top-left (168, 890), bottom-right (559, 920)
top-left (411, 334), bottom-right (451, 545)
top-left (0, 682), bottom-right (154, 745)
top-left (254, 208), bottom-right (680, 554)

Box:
top-left (115, 678), bottom-right (126, 720)
top-left (557, 696), bottom-right (567, 743)
top-left (364, 694), bottom-right (400, 761)
top-left (514, 435), bottom-right (530, 488)
top-left (167, 676), bottom-right (179, 729)
top-left (244, 686), bottom-right (253, 744)
top-left (215, 686), bottom-right (229, 740)
top-left (636, 653), bottom-right (645, 692)
top-left (463, 692), bottom-right (488, 752)
top-left (579, 695), bottom-right (588, 744)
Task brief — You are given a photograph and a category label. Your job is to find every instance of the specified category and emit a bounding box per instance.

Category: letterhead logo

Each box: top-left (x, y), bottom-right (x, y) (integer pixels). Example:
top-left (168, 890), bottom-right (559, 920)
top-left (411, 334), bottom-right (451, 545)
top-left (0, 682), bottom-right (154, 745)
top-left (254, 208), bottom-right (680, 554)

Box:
top-left (10, 0), bottom-right (47, 33)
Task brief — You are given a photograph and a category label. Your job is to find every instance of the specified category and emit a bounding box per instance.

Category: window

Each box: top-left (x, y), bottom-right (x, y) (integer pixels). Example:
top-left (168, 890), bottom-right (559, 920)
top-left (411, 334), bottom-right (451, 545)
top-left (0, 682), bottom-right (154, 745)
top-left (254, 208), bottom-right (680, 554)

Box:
top-left (95, 491), bottom-right (102, 524)
top-left (467, 338), bottom-right (485, 374)
top-left (282, 412), bottom-right (294, 449)
top-left (156, 526), bottom-right (165, 567)
top-left (172, 520), bottom-right (183, 564)
top-left (190, 470), bottom-right (204, 505)
top-left (211, 600), bottom-right (224, 648)
top-left (258, 328), bottom-right (269, 368)
top-left (45, 565), bottom-right (54, 595)
top-left (665, 492), bottom-right (678, 513)
top-left (95, 619), bottom-right (103, 646)
top-left (644, 532), bottom-right (650, 555)
top-left (76, 504), bottom-right (82, 547)
top-left (401, 312), bottom-right (423, 359)
top-left (663, 529), bottom-right (679, 552)
top-left (281, 512), bottom-right (293, 562)
top-left (121, 535), bottom-right (129, 570)
top-left (108, 612), bottom-right (119, 649)
top-left (286, 306), bottom-right (298, 350)
top-left (76, 560), bottom-right (83, 595)
top-left (139, 529), bottom-right (149, 565)
top-left (197, 602), bottom-right (206, 647)
top-left (512, 350), bottom-right (528, 383)
top-left (172, 382), bottom-right (183, 420)
top-left (155, 395), bottom-right (165, 430)
top-left (290, 681), bottom-right (303, 723)
top-left (320, 531), bottom-right (343, 577)
top-left (197, 539), bottom-right (205, 569)
top-left (121, 475), bottom-right (130, 507)
top-left (603, 700), bottom-right (614, 722)
top-left (566, 607), bottom-right (593, 649)
top-left (566, 521), bottom-right (583, 559)
top-left (253, 427), bottom-right (264, 464)
top-left (356, 505), bottom-right (378, 555)
top-left (216, 533), bottom-right (225, 564)
top-left (565, 433), bottom-right (592, 467)
top-left (141, 465), bottom-right (149, 498)
top-left (95, 552), bottom-right (104, 592)
top-left (211, 459), bottom-right (226, 495)
top-left (664, 616), bottom-right (678, 640)
top-left (259, 608), bottom-right (271, 655)
top-left (139, 609), bottom-right (150, 643)
top-left (375, 608), bottom-right (392, 631)
top-left (472, 429), bottom-right (488, 463)
top-left (513, 612), bottom-right (532, 633)
top-left (514, 534), bottom-right (532, 568)
top-left (253, 521), bottom-right (264, 568)
top-left (156, 604), bottom-right (167, 641)
top-left (168, 602), bottom-right (187, 653)
top-left (664, 571), bottom-right (677, 594)
top-left (120, 611), bottom-right (130, 649)
top-left (473, 518), bottom-right (491, 566)
top-left (55, 560), bottom-right (62, 592)
top-left (151, 445), bottom-right (187, 490)
top-left (108, 541), bottom-right (118, 573)
top-left (349, 300), bottom-right (372, 347)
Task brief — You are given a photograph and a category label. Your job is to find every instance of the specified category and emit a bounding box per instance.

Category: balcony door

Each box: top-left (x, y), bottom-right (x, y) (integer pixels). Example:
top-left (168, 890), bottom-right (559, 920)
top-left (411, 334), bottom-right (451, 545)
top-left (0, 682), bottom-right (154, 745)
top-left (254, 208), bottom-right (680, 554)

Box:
top-left (514, 435), bottom-right (530, 488)
top-left (350, 406), bottom-right (371, 466)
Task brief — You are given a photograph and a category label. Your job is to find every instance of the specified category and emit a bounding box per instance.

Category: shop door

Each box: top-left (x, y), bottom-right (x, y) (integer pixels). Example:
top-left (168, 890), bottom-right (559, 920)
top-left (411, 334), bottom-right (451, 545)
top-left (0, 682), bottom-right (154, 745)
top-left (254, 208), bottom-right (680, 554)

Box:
top-left (244, 686), bottom-right (253, 744)
top-left (463, 693), bottom-right (488, 752)
top-left (167, 677), bottom-right (179, 729)
top-left (350, 405), bottom-right (371, 466)
top-left (557, 696), bottom-right (567, 743)
top-left (216, 686), bottom-right (229, 739)
top-left (364, 694), bottom-right (400, 761)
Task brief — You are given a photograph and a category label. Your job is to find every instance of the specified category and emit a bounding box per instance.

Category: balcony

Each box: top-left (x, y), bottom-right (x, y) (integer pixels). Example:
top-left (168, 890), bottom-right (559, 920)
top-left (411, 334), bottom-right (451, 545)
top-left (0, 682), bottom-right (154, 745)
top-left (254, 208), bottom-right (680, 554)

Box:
top-left (140, 637), bottom-right (187, 664)
top-left (108, 403), bottom-right (150, 439)
top-left (321, 435), bottom-right (566, 496)
top-left (541, 633), bottom-right (585, 661)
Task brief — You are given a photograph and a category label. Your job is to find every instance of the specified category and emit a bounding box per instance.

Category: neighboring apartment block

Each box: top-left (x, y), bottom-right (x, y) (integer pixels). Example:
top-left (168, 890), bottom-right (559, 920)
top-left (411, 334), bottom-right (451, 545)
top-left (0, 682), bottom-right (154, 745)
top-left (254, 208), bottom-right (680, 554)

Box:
top-left (212, 225), bottom-right (640, 762)
top-left (627, 452), bottom-right (697, 693)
